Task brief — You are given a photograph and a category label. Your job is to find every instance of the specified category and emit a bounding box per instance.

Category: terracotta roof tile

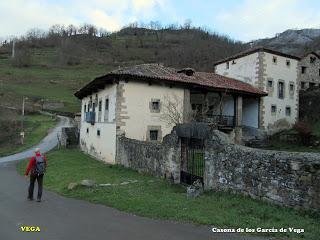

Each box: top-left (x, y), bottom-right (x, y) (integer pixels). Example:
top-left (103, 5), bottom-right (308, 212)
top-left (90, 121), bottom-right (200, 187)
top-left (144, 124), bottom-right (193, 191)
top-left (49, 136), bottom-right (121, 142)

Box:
top-left (75, 64), bottom-right (267, 99)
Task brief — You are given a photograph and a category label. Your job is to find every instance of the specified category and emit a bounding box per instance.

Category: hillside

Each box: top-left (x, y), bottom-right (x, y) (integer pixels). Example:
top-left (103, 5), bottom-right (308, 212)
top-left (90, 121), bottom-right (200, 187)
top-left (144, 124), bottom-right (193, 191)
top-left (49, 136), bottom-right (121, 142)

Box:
top-left (0, 26), bottom-right (246, 113)
top-left (251, 28), bottom-right (320, 56)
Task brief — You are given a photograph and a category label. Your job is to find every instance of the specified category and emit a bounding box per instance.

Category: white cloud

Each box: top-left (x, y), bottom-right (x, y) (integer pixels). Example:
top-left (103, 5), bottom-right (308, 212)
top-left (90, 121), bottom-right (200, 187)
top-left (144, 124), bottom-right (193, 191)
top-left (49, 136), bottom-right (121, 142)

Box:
top-left (216, 0), bottom-right (320, 41)
top-left (0, 0), bottom-right (171, 38)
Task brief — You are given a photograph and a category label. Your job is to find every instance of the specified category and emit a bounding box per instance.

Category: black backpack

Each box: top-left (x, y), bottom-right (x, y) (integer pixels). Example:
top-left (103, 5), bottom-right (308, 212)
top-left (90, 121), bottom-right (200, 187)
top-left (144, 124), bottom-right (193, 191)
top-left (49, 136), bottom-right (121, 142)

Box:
top-left (34, 156), bottom-right (46, 175)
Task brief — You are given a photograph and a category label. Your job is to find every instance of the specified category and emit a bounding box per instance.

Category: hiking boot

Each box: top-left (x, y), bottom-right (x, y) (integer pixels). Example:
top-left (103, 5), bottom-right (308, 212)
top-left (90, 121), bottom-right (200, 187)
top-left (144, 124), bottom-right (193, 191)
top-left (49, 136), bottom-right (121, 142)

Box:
top-left (27, 197), bottom-right (33, 201)
top-left (36, 199), bottom-right (41, 202)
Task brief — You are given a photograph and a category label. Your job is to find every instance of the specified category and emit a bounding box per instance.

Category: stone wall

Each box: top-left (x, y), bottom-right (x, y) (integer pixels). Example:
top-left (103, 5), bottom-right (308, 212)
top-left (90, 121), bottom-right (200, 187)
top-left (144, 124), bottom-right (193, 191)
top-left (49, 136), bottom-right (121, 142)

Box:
top-left (298, 53), bottom-right (320, 89)
top-left (116, 133), bottom-right (181, 183)
top-left (204, 132), bottom-right (320, 210)
top-left (115, 124), bottom-right (320, 210)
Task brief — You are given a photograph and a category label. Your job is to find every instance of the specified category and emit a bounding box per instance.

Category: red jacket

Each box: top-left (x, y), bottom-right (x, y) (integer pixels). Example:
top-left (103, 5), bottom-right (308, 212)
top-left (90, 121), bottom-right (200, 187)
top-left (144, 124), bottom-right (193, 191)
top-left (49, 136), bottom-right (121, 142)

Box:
top-left (25, 153), bottom-right (47, 176)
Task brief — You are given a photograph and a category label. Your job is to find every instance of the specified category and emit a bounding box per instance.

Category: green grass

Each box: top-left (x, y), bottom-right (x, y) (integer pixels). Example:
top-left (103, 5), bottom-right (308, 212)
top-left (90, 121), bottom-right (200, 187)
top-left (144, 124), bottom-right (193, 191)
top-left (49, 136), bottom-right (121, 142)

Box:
top-left (17, 149), bottom-right (320, 239)
top-left (0, 48), bottom-right (109, 112)
top-left (0, 114), bottom-right (57, 156)
top-left (265, 139), bottom-right (320, 153)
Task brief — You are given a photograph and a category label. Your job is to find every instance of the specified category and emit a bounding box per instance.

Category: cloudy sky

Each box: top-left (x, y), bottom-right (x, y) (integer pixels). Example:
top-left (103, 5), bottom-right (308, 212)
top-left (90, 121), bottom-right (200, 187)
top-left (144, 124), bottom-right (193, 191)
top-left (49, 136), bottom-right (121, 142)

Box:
top-left (0, 0), bottom-right (319, 42)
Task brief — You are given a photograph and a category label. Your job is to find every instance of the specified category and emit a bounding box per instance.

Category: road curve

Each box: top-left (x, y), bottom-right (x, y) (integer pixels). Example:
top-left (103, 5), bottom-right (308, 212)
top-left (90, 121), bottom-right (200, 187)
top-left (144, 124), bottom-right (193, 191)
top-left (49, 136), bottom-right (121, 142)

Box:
top-left (0, 116), bottom-right (73, 163)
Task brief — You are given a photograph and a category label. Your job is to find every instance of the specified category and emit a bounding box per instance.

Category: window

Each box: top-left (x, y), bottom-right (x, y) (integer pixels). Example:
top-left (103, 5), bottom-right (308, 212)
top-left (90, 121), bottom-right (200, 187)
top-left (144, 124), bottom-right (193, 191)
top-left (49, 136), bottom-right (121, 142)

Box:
top-left (310, 56), bottom-right (316, 63)
top-left (268, 80), bottom-right (273, 88)
top-left (232, 60), bottom-right (236, 65)
top-left (286, 107), bottom-right (291, 116)
top-left (310, 82), bottom-right (315, 88)
top-left (301, 66), bottom-right (307, 74)
top-left (92, 103), bottom-right (96, 112)
top-left (271, 105), bottom-right (277, 114)
top-left (150, 99), bottom-right (160, 113)
top-left (84, 104), bottom-right (87, 112)
top-left (105, 99), bottom-right (109, 110)
top-left (286, 60), bottom-right (290, 67)
top-left (97, 129), bottom-right (101, 136)
top-left (149, 130), bottom-right (158, 141)
top-left (290, 83), bottom-right (294, 92)
top-left (104, 98), bottom-right (109, 122)
top-left (226, 62), bottom-right (229, 69)
top-left (278, 81), bottom-right (284, 99)
top-left (98, 100), bottom-right (102, 112)
top-left (86, 128), bottom-right (89, 133)
top-left (301, 82), bottom-right (306, 89)
top-left (273, 56), bottom-right (277, 64)
top-left (152, 100), bottom-right (160, 111)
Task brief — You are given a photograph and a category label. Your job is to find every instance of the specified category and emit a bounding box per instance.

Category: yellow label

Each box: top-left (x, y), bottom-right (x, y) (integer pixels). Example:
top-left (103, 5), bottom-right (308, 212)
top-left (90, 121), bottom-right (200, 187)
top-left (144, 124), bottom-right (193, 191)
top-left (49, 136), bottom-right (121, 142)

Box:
top-left (20, 226), bottom-right (41, 232)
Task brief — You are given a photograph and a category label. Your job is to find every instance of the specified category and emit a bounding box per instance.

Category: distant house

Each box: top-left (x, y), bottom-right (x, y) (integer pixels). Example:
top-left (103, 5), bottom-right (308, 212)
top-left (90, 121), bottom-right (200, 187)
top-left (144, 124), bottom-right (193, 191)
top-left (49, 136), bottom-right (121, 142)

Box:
top-left (74, 64), bottom-right (266, 163)
top-left (298, 52), bottom-right (320, 90)
top-left (214, 47), bottom-right (300, 133)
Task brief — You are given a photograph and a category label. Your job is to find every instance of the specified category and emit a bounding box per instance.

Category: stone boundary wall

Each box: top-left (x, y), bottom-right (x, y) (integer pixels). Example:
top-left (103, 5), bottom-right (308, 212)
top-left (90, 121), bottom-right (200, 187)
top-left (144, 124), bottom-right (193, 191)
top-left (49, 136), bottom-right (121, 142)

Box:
top-left (204, 138), bottom-right (320, 210)
top-left (115, 124), bottom-right (320, 210)
top-left (116, 133), bottom-right (181, 183)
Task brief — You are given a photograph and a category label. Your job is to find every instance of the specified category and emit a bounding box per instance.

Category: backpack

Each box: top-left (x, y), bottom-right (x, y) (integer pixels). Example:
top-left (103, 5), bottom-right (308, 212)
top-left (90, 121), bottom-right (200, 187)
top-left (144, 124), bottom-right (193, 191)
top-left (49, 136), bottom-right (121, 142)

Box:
top-left (34, 156), bottom-right (46, 175)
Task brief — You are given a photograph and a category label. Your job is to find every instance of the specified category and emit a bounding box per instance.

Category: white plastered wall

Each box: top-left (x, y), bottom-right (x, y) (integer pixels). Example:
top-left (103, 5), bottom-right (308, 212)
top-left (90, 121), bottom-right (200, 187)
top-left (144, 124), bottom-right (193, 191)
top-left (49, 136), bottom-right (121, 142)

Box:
top-left (215, 52), bottom-right (259, 86)
top-left (262, 52), bottom-right (298, 131)
top-left (121, 81), bottom-right (185, 141)
top-left (215, 51), bottom-right (299, 132)
top-left (79, 84), bottom-right (117, 164)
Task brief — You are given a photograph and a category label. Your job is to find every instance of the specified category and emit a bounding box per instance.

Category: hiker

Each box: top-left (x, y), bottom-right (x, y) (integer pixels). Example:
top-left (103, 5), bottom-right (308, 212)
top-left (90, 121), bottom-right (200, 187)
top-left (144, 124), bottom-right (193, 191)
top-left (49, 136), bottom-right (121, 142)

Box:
top-left (25, 148), bottom-right (47, 202)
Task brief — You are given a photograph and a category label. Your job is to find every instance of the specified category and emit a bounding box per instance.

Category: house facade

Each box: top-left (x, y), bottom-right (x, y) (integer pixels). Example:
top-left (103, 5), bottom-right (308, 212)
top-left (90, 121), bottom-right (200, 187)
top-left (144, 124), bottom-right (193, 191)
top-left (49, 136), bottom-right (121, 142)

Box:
top-left (75, 64), bottom-right (266, 164)
top-left (214, 47), bottom-right (300, 133)
top-left (298, 52), bottom-right (320, 90)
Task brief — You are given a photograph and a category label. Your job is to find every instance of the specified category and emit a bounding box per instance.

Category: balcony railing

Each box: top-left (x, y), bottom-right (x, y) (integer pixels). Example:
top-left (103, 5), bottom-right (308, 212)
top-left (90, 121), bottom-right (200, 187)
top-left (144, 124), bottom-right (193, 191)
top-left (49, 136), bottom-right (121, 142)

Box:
top-left (199, 114), bottom-right (235, 128)
top-left (85, 112), bottom-right (96, 124)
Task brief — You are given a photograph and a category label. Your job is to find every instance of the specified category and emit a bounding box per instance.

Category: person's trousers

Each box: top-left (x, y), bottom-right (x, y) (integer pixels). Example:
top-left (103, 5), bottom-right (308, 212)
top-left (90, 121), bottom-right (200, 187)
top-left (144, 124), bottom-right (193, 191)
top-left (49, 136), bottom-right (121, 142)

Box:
top-left (28, 174), bottom-right (44, 200)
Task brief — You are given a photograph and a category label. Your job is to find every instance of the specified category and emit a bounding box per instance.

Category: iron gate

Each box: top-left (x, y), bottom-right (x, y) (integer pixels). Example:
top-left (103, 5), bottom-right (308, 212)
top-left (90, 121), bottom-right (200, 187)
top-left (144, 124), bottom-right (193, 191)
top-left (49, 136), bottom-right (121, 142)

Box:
top-left (180, 137), bottom-right (205, 185)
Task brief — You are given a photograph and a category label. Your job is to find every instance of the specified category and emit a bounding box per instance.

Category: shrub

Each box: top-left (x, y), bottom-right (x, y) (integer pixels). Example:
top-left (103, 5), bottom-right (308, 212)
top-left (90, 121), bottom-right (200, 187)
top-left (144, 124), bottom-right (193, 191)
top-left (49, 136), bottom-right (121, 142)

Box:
top-left (294, 122), bottom-right (312, 146)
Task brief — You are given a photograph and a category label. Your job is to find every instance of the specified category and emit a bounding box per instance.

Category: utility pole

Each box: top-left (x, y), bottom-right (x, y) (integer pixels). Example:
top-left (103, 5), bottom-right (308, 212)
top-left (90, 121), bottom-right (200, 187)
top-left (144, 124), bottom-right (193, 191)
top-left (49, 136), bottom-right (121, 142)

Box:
top-left (12, 40), bottom-right (15, 58)
top-left (20, 96), bottom-right (27, 144)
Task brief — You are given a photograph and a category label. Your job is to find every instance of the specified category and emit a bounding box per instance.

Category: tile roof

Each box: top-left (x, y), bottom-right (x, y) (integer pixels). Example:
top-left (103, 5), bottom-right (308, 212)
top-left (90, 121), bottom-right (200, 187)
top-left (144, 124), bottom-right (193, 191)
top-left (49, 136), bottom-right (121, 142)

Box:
top-left (75, 64), bottom-right (267, 99)
top-left (213, 46), bottom-right (301, 66)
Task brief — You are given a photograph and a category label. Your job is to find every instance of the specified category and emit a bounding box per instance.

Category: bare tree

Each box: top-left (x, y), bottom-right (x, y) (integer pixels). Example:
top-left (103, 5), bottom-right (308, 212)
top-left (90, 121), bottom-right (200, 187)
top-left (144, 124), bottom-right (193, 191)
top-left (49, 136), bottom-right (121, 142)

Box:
top-left (160, 93), bottom-right (185, 126)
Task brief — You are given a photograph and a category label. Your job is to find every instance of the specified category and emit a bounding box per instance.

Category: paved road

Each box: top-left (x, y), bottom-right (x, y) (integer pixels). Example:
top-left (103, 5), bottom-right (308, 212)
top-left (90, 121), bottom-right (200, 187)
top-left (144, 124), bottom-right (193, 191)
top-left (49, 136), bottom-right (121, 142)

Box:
top-left (0, 115), bottom-right (73, 163)
top-left (0, 162), bottom-right (272, 240)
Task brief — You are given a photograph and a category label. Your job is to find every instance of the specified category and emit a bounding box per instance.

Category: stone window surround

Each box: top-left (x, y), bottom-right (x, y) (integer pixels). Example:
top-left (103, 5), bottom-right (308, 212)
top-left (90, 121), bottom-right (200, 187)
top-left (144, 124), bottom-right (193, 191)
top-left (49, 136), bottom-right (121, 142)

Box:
top-left (271, 104), bottom-right (277, 116)
top-left (146, 125), bottom-right (162, 142)
top-left (149, 99), bottom-right (161, 113)
top-left (278, 80), bottom-right (285, 99)
top-left (267, 78), bottom-right (274, 97)
top-left (285, 106), bottom-right (291, 116)
top-left (289, 81), bottom-right (295, 99)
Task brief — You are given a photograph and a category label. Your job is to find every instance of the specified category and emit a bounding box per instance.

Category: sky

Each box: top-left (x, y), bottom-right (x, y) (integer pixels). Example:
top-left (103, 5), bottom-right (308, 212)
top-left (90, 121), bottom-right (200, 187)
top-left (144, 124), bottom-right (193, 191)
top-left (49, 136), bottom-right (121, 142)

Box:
top-left (0, 0), bottom-right (320, 42)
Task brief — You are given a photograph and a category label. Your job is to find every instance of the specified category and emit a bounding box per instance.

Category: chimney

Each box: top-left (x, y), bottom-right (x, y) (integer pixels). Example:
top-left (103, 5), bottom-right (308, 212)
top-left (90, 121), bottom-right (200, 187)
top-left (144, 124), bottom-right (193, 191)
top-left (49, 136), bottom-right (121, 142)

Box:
top-left (177, 67), bottom-right (195, 76)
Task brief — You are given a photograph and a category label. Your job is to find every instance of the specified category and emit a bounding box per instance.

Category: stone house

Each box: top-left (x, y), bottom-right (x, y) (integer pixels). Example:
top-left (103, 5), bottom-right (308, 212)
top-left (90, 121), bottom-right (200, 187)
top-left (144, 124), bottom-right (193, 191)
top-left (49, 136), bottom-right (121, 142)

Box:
top-left (214, 47), bottom-right (300, 133)
top-left (298, 52), bottom-right (320, 90)
top-left (74, 64), bottom-right (266, 164)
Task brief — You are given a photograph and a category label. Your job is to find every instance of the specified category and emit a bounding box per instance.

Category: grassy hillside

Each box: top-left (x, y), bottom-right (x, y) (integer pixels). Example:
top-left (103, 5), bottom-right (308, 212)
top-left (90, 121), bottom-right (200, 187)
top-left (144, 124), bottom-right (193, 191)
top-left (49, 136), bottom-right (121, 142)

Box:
top-left (0, 48), bottom-right (107, 112)
top-left (0, 26), bottom-right (246, 113)
top-left (0, 113), bottom-right (57, 156)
